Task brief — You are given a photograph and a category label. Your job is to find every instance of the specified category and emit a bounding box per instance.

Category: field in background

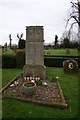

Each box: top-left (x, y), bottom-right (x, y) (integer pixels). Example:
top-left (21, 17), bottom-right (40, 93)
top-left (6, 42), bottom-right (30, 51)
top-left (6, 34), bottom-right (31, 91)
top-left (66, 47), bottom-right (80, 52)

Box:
top-left (1, 48), bottom-right (79, 56)
top-left (44, 49), bottom-right (78, 56)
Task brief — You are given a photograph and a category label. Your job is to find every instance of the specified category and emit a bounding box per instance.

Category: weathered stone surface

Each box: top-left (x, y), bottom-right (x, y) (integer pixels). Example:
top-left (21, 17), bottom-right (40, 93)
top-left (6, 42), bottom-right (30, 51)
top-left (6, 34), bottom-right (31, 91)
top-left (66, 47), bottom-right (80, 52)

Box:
top-left (23, 65), bottom-right (46, 79)
top-left (24, 26), bottom-right (45, 79)
top-left (26, 42), bottom-right (44, 65)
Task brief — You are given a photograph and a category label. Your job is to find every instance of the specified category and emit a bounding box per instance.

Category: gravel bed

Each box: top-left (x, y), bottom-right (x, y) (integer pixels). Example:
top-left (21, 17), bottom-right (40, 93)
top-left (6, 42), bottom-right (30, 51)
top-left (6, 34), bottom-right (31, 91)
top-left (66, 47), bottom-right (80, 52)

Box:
top-left (2, 77), bottom-right (67, 108)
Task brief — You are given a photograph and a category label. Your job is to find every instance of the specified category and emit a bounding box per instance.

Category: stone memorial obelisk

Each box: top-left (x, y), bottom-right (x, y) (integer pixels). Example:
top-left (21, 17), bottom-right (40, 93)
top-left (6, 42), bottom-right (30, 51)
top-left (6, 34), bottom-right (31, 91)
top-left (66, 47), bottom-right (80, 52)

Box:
top-left (23, 26), bottom-right (45, 79)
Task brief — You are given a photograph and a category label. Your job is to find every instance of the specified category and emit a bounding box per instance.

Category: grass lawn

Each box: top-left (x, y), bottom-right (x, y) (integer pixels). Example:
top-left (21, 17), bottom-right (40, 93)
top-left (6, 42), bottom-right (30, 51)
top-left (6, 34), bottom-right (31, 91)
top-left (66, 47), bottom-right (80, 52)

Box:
top-left (2, 68), bottom-right (79, 118)
top-left (2, 49), bottom-right (16, 55)
top-left (2, 48), bottom-right (79, 56)
top-left (2, 68), bottom-right (22, 87)
top-left (0, 68), bottom-right (2, 89)
top-left (44, 49), bottom-right (78, 56)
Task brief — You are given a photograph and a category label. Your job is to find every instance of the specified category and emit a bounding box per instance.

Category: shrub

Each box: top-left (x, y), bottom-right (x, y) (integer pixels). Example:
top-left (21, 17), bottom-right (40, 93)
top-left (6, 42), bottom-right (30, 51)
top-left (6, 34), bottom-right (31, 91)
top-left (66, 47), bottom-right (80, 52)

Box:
top-left (16, 49), bottom-right (25, 68)
top-left (2, 54), bottom-right (16, 68)
top-left (18, 40), bottom-right (25, 49)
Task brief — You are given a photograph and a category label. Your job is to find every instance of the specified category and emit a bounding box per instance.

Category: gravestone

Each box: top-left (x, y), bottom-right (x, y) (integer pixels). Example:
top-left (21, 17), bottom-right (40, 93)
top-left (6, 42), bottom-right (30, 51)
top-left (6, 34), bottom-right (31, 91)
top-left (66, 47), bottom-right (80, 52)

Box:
top-left (63, 59), bottom-right (79, 73)
top-left (23, 26), bottom-right (46, 79)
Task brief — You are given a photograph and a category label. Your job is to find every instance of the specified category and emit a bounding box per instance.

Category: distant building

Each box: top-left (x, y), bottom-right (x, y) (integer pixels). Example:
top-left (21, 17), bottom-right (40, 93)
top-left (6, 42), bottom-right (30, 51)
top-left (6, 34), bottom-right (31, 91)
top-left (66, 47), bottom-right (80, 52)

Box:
top-left (44, 43), bottom-right (54, 49)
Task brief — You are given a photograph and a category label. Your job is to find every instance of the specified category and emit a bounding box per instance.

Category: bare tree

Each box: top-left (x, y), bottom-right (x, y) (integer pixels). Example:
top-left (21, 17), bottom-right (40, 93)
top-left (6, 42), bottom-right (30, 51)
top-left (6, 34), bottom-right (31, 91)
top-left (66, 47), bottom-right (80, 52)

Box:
top-left (4, 42), bottom-right (7, 51)
top-left (9, 34), bottom-right (12, 49)
top-left (17, 33), bottom-right (23, 41)
top-left (17, 33), bottom-right (25, 49)
top-left (66, 0), bottom-right (80, 40)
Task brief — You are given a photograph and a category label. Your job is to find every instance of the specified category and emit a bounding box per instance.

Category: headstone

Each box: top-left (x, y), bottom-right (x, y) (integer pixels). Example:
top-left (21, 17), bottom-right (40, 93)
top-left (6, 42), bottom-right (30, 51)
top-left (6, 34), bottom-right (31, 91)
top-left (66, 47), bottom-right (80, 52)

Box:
top-left (23, 26), bottom-right (46, 79)
top-left (66, 48), bottom-right (70, 54)
top-left (63, 59), bottom-right (79, 73)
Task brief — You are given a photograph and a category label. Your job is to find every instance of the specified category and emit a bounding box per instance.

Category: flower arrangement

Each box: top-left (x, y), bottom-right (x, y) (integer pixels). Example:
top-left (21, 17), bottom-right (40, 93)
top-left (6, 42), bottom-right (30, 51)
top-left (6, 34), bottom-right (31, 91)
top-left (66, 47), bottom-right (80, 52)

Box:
top-left (23, 76), bottom-right (44, 86)
top-left (63, 59), bottom-right (79, 73)
top-left (24, 82), bottom-right (35, 87)
top-left (68, 62), bottom-right (74, 69)
top-left (23, 76), bottom-right (48, 86)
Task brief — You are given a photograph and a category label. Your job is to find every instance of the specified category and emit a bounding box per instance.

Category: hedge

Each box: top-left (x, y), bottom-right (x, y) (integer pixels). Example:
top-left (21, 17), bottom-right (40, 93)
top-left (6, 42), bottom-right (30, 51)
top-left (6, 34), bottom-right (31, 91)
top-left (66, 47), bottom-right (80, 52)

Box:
top-left (44, 57), bottom-right (65, 67)
top-left (44, 55), bottom-right (80, 58)
top-left (16, 49), bottom-right (25, 68)
top-left (2, 54), bottom-right (16, 68)
top-left (1, 52), bottom-right (80, 68)
top-left (44, 57), bottom-right (80, 68)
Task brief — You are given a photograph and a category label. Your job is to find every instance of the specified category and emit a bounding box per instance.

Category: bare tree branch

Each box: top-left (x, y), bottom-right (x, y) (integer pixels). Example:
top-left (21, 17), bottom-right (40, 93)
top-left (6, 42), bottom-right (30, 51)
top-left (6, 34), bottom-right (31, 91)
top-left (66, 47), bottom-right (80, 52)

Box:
top-left (70, 22), bottom-right (77, 29)
top-left (17, 33), bottom-right (23, 40)
top-left (20, 33), bottom-right (23, 39)
top-left (72, 16), bottom-right (79, 23)
top-left (65, 0), bottom-right (80, 41)
top-left (65, 15), bottom-right (79, 28)
top-left (68, 22), bottom-right (77, 38)
top-left (70, 11), bottom-right (78, 16)
top-left (71, 2), bottom-right (78, 9)
top-left (17, 34), bottom-right (20, 39)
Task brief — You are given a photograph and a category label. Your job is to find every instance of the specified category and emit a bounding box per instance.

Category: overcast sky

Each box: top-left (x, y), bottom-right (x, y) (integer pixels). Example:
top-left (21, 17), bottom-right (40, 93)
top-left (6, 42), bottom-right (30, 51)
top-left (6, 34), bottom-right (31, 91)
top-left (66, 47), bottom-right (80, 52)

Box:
top-left (0, 0), bottom-right (77, 45)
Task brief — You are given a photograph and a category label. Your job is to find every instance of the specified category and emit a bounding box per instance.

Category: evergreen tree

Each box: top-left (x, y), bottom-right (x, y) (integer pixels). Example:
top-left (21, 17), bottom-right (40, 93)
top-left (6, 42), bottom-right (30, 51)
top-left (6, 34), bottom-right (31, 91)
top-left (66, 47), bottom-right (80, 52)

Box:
top-left (54, 35), bottom-right (58, 48)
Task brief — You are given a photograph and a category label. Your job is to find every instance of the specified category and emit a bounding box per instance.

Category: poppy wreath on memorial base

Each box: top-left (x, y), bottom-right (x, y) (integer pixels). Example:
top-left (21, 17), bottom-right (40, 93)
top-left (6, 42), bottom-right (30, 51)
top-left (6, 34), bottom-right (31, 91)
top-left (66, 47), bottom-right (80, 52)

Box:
top-left (63, 59), bottom-right (79, 73)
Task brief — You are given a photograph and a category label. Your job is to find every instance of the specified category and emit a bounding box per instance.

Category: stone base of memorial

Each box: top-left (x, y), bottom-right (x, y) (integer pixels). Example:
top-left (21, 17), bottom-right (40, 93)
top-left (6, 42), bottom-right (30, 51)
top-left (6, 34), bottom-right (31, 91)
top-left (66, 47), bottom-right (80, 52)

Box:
top-left (23, 64), bottom-right (46, 80)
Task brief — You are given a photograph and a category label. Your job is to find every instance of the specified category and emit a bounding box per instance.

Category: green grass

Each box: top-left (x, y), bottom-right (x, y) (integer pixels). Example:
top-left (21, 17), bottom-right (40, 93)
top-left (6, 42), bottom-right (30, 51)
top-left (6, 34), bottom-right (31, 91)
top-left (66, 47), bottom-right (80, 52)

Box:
top-left (0, 69), bottom-right (2, 89)
top-left (24, 82), bottom-right (35, 87)
top-left (2, 68), bottom-right (22, 87)
top-left (44, 49), bottom-right (78, 56)
top-left (2, 48), bottom-right (79, 56)
top-left (2, 49), bottom-right (15, 55)
top-left (2, 68), bottom-right (79, 118)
